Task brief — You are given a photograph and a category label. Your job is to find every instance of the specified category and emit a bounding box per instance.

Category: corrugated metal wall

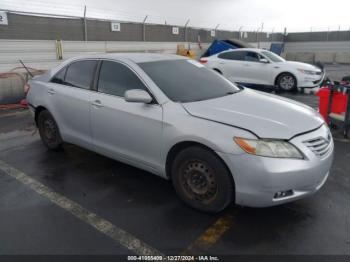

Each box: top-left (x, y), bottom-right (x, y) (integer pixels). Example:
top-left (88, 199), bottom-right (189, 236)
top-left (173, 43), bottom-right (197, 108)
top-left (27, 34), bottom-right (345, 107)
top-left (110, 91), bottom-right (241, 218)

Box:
top-left (0, 39), bottom-right (210, 72)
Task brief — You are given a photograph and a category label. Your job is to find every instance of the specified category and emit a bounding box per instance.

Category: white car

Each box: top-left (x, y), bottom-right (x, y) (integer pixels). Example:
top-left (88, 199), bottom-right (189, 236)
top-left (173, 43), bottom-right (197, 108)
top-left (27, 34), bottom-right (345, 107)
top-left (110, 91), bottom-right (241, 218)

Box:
top-left (200, 48), bottom-right (325, 91)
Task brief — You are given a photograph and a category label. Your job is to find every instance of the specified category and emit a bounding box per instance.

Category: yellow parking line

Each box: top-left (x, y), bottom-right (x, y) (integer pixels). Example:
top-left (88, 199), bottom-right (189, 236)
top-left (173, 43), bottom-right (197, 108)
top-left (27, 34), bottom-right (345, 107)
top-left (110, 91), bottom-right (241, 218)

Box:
top-left (182, 210), bottom-right (236, 255)
top-left (0, 160), bottom-right (164, 256)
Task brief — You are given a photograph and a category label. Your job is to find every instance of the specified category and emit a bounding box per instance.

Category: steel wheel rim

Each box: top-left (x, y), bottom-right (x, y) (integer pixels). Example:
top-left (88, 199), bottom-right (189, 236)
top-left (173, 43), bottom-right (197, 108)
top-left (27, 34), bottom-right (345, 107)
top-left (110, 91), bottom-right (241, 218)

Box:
top-left (280, 76), bottom-right (295, 90)
top-left (180, 160), bottom-right (218, 204)
top-left (43, 119), bottom-right (57, 141)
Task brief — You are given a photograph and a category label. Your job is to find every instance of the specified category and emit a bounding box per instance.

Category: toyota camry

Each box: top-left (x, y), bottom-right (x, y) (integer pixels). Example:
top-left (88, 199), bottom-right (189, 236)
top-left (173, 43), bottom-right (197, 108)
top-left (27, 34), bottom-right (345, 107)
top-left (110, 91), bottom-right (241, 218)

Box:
top-left (27, 53), bottom-right (334, 213)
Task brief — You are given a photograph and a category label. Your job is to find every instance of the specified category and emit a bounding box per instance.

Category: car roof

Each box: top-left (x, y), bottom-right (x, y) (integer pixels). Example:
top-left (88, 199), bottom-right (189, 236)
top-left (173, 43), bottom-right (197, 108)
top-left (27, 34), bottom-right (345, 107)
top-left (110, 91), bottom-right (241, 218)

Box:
top-left (65, 52), bottom-right (187, 64)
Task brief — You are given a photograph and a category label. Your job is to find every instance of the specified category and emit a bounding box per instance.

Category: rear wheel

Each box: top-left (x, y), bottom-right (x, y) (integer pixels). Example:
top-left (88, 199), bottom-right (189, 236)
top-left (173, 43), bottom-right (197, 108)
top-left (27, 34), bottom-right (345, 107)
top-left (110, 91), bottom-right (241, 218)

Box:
top-left (38, 110), bottom-right (63, 150)
top-left (171, 146), bottom-right (234, 213)
top-left (277, 73), bottom-right (297, 91)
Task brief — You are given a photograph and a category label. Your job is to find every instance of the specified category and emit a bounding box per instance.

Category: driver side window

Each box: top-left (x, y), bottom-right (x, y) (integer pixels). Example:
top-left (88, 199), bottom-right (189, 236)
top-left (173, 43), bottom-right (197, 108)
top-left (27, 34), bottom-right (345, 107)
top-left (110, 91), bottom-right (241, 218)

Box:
top-left (97, 61), bottom-right (147, 97)
top-left (245, 52), bottom-right (261, 62)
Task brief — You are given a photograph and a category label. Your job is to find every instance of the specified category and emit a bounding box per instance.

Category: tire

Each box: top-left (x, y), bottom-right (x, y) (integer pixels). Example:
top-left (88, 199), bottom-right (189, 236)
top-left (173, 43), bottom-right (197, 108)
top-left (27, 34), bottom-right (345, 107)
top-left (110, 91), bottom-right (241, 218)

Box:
top-left (38, 110), bottom-right (63, 150)
top-left (276, 73), bottom-right (297, 91)
top-left (171, 146), bottom-right (234, 213)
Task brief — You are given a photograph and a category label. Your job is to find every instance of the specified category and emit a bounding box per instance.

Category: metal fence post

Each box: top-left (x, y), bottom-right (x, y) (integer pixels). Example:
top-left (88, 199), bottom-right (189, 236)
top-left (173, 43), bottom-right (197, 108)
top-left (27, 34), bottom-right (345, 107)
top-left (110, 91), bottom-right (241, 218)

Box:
top-left (142, 15), bottom-right (148, 41)
top-left (238, 26), bottom-right (243, 39)
top-left (215, 24), bottom-right (220, 39)
top-left (184, 19), bottom-right (190, 42)
top-left (83, 6), bottom-right (87, 42)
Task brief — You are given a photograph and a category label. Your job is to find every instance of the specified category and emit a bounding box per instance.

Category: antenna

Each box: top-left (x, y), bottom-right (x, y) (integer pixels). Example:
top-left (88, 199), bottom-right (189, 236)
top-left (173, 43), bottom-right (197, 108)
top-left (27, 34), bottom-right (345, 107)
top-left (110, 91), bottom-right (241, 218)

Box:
top-left (19, 60), bottom-right (34, 78)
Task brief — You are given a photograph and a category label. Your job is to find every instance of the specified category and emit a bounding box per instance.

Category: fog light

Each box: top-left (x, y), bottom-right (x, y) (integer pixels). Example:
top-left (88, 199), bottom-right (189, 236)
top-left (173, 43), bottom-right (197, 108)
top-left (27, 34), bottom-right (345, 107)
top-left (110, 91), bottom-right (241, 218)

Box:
top-left (274, 190), bottom-right (294, 199)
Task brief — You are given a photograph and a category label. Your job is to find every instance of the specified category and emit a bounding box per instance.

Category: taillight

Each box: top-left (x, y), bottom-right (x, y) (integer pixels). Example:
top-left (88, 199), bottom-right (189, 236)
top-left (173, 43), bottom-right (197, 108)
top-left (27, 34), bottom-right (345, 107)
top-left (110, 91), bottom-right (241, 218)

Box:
top-left (199, 58), bottom-right (208, 64)
top-left (24, 83), bottom-right (31, 95)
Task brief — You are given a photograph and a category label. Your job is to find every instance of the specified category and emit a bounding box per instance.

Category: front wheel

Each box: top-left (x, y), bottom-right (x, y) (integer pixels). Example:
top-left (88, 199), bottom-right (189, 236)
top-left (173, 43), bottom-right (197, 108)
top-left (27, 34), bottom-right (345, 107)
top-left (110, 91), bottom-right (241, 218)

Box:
top-left (171, 146), bottom-right (234, 213)
top-left (276, 73), bottom-right (297, 91)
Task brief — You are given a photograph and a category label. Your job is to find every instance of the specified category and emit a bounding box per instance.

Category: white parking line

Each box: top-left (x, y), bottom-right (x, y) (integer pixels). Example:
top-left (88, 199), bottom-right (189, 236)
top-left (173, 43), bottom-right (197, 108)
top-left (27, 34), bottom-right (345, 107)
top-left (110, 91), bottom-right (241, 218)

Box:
top-left (333, 138), bottom-right (350, 143)
top-left (0, 160), bottom-right (164, 256)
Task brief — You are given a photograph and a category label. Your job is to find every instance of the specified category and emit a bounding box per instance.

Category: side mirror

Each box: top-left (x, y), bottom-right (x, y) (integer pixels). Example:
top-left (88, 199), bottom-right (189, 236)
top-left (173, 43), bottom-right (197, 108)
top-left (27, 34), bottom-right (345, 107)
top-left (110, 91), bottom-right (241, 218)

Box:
top-left (124, 89), bottom-right (153, 104)
top-left (260, 58), bottom-right (269, 64)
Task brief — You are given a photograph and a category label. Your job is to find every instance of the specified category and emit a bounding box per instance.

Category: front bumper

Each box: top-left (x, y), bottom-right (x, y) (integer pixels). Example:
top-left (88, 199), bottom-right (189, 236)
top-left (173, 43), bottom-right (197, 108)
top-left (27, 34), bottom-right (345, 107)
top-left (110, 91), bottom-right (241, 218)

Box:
top-left (298, 71), bottom-right (326, 88)
top-left (218, 125), bottom-right (334, 207)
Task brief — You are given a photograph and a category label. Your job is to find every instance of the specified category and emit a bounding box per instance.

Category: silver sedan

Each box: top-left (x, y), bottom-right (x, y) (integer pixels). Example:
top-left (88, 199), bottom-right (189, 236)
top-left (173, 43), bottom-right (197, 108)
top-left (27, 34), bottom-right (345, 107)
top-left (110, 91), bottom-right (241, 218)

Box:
top-left (27, 53), bottom-right (334, 213)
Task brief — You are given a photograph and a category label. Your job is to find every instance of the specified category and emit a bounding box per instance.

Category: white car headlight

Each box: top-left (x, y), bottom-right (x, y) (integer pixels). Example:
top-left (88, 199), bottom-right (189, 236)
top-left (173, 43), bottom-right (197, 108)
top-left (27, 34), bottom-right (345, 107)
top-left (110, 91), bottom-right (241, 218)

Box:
top-left (234, 137), bottom-right (304, 159)
top-left (298, 69), bottom-right (317, 75)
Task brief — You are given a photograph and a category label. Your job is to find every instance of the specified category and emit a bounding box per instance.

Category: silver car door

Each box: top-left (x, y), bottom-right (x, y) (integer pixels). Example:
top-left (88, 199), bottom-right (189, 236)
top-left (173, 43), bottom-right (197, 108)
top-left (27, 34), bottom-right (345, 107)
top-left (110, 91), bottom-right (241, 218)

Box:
top-left (90, 60), bottom-right (163, 172)
top-left (46, 60), bottom-right (98, 149)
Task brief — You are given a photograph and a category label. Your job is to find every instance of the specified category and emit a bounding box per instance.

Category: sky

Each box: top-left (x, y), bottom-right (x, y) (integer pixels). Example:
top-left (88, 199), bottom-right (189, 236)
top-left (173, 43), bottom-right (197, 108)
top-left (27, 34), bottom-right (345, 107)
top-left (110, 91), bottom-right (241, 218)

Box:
top-left (0, 0), bottom-right (349, 32)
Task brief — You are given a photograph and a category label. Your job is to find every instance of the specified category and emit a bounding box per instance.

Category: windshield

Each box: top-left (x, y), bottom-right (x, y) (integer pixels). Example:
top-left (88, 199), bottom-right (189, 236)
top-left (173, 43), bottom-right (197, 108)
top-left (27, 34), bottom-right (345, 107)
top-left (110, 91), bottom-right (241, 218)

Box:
top-left (261, 51), bottom-right (285, 63)
top-left (138, 59), bottom-right (240, 103)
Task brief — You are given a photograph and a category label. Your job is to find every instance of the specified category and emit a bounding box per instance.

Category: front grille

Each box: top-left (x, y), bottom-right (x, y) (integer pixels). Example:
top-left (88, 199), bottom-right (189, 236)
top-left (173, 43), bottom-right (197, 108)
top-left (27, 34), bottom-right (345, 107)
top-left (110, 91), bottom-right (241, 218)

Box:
top-left (316, 72), bottom-right (322, 76)
top-left (303, 137), bottom-right (332, 158)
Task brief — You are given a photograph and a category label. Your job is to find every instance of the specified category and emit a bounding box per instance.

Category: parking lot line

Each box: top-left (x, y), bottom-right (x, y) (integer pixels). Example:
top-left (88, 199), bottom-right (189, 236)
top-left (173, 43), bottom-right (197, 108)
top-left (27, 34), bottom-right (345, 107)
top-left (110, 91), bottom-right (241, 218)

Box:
top-left (0, 160), bottom-right (164, 256)
top-left (182, 211), bottom-right (236, 254)
top-left (333, 138), bottom-right (350, 143)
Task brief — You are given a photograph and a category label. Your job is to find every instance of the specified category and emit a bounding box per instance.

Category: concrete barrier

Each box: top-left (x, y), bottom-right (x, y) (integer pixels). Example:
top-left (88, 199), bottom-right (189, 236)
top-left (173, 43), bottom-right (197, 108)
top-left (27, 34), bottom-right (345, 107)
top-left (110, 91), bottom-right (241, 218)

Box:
top-left (335, 52), bottom-right (350, 64)
top-left (315, 52), bottom-right (335, 64)
top-left (285, 52), bottom-right (297, 61)
top-left (295, 52), bottom-right (315, 64)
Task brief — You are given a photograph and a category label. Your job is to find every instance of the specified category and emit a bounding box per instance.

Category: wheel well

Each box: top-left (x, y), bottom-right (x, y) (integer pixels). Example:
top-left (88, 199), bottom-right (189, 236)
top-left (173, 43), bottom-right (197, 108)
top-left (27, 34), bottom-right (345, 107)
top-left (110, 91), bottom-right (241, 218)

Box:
top-left (275, 72), bottom-right (297, 86)
top-left (34, 106), bottom-right (47, 126)
top-left (165, 141), bottom-right (236, 201)
top-left (165, 141), bottom-right (232, 180)
top-left (213, 68), bottom-right (222, 75)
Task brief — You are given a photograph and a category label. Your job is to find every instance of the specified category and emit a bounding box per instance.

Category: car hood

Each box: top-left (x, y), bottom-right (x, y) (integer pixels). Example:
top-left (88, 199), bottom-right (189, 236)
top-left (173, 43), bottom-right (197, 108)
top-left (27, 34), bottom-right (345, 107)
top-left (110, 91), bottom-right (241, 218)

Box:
top-left (182, 89), bottom-right (324, 140)
top-left (283, 61), bottom-right (322, 72)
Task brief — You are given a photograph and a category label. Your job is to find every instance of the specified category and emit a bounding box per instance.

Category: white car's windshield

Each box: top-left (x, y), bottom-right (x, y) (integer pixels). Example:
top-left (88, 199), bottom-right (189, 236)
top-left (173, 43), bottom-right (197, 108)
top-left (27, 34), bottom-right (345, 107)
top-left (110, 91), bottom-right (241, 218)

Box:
top-left (139, 59), bottom-right (241, 103)
top-left (261, 51), bottom-right (285, 63)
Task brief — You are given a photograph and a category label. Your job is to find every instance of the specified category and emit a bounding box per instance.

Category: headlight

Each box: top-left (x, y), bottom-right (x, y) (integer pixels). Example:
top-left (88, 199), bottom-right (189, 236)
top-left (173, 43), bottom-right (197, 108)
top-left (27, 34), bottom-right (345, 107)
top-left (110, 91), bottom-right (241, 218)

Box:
top-left (298, 69), bottom-right (317, 75)
top-left (234, 137), bottom-right (304, 159)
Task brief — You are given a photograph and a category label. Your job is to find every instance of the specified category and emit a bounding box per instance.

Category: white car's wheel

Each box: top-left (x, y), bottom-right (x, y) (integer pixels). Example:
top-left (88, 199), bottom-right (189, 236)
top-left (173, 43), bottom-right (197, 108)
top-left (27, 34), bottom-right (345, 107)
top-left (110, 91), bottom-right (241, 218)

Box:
top-left (277, 73), bottom-right (297, 91)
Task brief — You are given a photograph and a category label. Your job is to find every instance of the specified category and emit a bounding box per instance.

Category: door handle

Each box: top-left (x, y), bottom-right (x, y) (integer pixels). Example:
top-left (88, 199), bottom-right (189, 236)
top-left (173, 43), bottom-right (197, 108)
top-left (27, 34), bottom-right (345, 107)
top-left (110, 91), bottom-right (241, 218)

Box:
top-left (91, 100), bottom-right (104, 108)
top-left (48, 88), bottom-right (56, 95)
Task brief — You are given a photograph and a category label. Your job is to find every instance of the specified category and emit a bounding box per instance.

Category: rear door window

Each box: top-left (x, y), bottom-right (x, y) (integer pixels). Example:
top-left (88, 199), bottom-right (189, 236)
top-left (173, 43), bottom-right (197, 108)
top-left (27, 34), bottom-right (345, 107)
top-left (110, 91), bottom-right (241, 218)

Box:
top-left (65, 60), bottom-right (98, 89)
top-left (218, 51), bottom-right (246, 61)
top-left (97, 60), bottom-right (146, 97)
